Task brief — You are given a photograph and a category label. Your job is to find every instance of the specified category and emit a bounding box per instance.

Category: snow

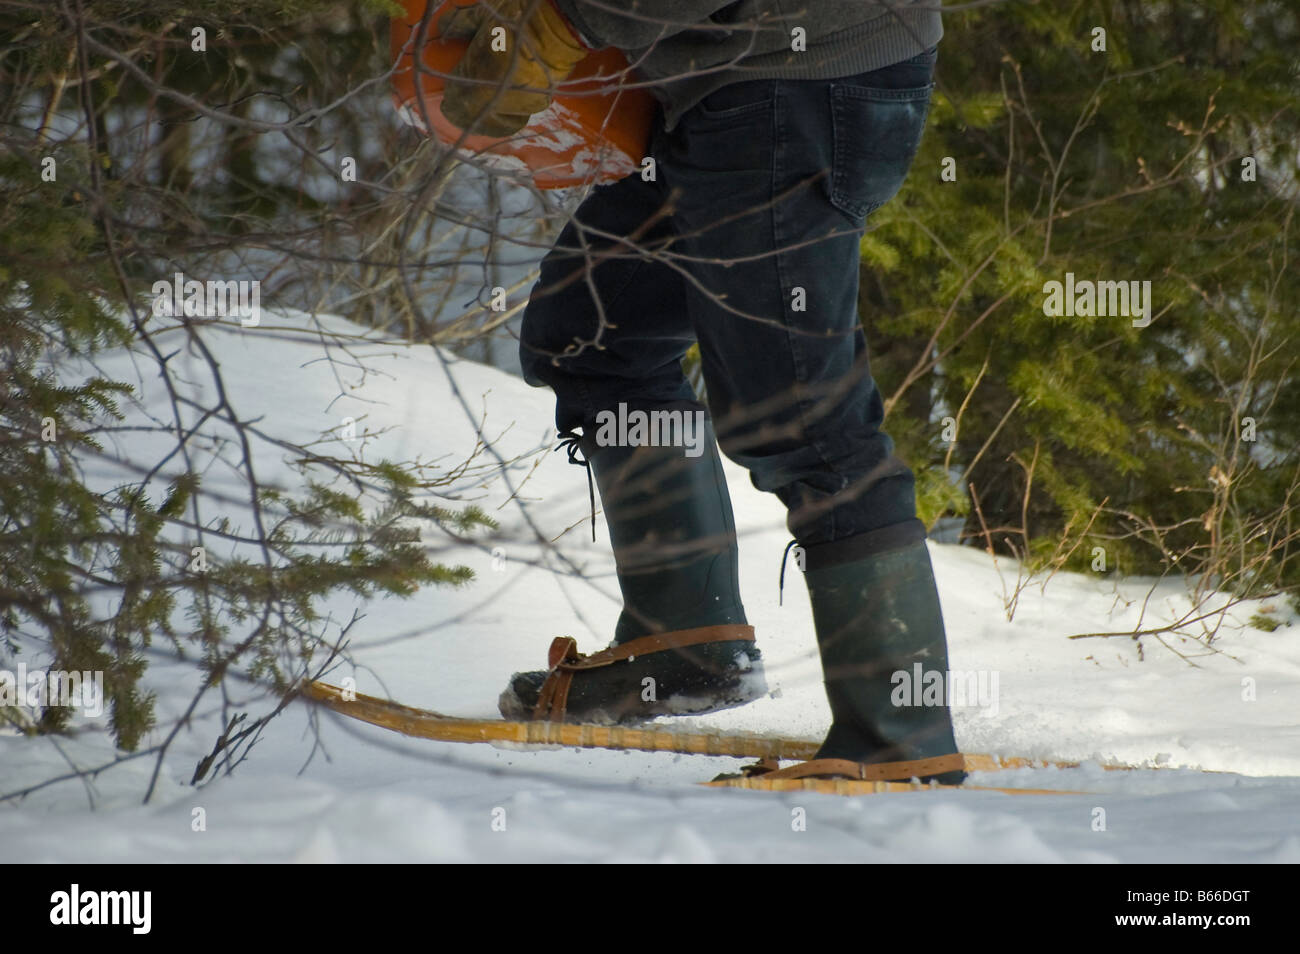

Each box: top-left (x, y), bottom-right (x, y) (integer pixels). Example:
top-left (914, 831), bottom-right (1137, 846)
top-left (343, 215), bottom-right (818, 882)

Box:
top-left (2, 309), bottom-right (1298, 862)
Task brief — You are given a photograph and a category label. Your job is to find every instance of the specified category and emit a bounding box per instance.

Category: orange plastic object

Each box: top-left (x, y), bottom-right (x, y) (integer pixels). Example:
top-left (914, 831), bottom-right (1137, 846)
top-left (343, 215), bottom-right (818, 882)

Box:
top-left (390, 0), bottom-right (656, 188)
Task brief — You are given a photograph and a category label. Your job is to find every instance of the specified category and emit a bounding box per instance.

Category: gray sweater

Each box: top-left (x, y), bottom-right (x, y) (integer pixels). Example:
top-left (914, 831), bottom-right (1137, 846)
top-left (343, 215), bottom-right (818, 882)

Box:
top-left (552, 0), bottom-right (943, 128)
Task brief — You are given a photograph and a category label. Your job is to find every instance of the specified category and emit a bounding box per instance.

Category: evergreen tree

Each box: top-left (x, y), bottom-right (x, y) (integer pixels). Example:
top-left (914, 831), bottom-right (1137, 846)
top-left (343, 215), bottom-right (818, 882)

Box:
top-left (0, 0), bottom-right (494, 772)
top-left (863, 0), bottom-right (1298, 604)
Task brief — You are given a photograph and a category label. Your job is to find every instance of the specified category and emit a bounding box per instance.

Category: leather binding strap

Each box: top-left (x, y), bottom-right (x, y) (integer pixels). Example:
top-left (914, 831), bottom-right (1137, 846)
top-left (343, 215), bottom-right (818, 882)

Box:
top-left (745, 753), bottom-right (966, 783)
top-left (532, 624), bottom-right (756, 722)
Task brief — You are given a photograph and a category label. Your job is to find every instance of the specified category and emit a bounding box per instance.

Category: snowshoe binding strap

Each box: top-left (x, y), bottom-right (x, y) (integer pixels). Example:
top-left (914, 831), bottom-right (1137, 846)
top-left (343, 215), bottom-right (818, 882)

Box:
top-left (531, 624), bottom-right (756, 722)
top-left (741, 754), bottom-right (966, 783)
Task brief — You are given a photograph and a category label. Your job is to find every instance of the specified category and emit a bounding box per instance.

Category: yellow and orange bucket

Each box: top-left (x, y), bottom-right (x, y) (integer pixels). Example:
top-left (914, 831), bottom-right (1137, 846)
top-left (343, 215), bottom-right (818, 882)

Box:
top-left (390, 0), bottom-right (655, 188)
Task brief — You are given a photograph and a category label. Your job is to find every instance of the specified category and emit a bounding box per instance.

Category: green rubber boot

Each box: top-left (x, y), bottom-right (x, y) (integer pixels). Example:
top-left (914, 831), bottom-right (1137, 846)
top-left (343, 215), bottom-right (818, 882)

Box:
top-left (500, 403), bottom-right (766, 723)
top-left (801, 522), bottom-right (966, 785)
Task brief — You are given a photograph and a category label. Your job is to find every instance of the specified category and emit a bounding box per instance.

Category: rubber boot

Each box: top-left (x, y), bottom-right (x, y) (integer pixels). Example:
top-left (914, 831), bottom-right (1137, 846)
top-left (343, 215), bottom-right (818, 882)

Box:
top-left (801, 522), bottom-right (966, 785)
top-left (499, 403), bottom-right (766, 722)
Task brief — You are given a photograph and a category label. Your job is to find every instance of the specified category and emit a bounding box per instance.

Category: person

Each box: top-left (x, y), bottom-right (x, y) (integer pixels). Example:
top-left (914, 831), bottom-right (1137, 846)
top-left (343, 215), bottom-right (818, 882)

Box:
top-left (440, 0), bottom-right (965, 785)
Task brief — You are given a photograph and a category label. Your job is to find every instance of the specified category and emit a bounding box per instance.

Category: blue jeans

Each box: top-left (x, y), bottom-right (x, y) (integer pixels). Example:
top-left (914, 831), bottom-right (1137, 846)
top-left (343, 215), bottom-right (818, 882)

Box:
top-left (520, 48), bottom-right (937, 546)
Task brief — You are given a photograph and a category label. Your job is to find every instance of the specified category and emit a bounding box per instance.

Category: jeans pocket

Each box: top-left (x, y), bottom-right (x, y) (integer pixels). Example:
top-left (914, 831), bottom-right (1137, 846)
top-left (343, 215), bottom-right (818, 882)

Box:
top-left (678, 81), bottom-right (775, 172)
top-left (694, 80), bottom-right (775, 122)
top-left (828, 82), bottom-right (933, 222)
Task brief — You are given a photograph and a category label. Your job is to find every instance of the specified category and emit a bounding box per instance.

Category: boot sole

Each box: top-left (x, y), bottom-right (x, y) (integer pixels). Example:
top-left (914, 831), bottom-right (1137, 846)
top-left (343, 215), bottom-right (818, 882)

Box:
top-left (498, 663), bottom-right (769, 725)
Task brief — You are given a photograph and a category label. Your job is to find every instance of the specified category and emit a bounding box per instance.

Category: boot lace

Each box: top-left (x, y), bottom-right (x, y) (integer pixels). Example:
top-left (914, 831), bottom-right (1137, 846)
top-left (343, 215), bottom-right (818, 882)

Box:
top-left (556, 430), bottom-right (597, 542)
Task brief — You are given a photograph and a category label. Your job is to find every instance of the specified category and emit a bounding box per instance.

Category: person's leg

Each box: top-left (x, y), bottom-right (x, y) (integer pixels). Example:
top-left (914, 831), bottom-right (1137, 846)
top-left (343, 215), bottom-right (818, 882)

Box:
top-left (519, 173), bottom-right (696, 439)
top-left (506, 160), bottom-right (763, 722)
top-left (659, 49), bottom-right (964, 782)
top-left (658, 56), bottom-right (933, 543)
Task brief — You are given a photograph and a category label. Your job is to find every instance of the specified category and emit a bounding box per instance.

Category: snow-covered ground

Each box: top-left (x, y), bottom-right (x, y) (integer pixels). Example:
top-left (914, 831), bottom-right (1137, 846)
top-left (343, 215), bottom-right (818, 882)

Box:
top-left (3, 310), bottom-right (1298, 862)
